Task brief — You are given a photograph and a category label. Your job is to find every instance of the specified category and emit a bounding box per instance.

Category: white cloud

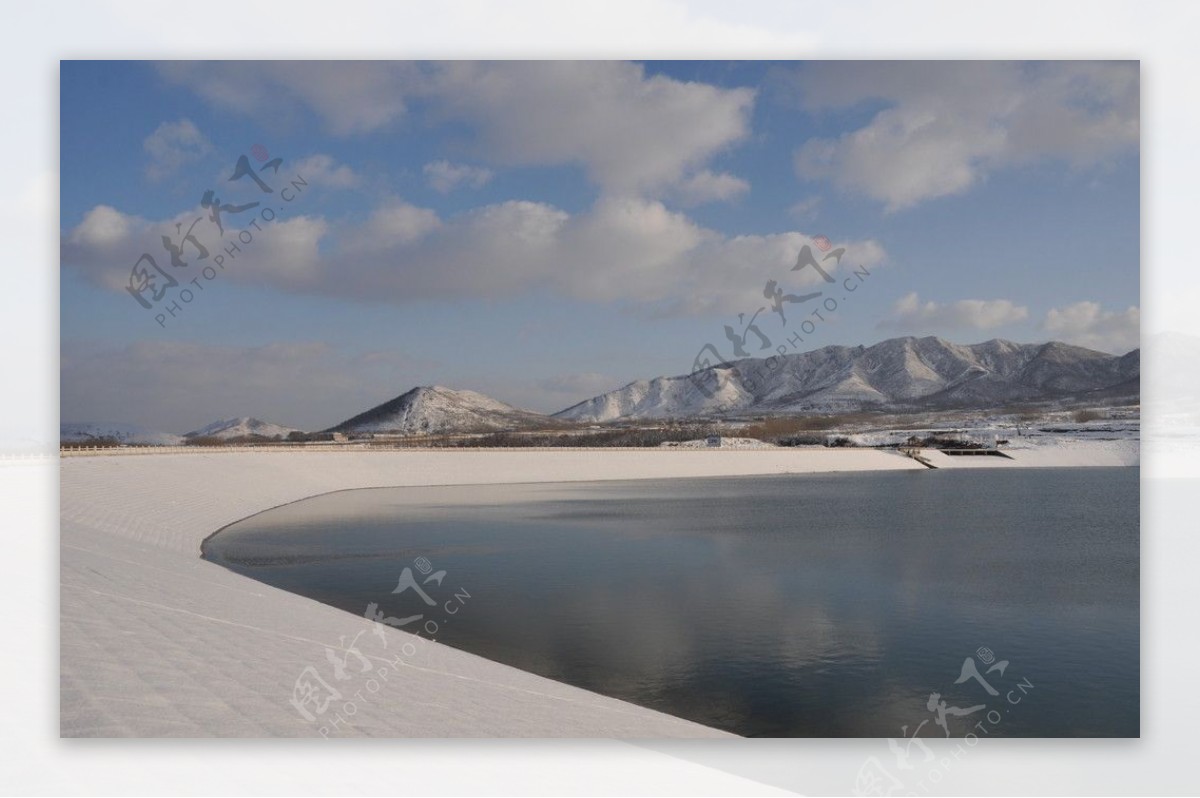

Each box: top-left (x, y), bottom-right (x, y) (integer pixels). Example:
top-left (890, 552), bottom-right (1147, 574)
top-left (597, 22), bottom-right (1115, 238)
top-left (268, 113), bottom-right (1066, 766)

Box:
top-left (879, 292), bottom-right (1029, 331)
top-left (62, 197), bottom-right (885, 317)
top-left (787, 196), bottom-right (822, 220)
top-left (143, 119), bottom-right (211, 181)
top-left (293, 154), bottom-right (361, 189)
top-left (1042, 301), bottom-right (1140, 354)
top-left (158, 62), bottom-right (419, 136)
top-left (673, 170), bottom-right (749, 205)
top-left (423, 160), bottom-right (494, 193)
top-left (160, 61), bottom-right (756, 199)
top-left (429, 61), bottom-right (755, 196)
top-left (792, 61), bottom-right (1138, 211)
top-left (67, 204), bottom-right (135, 249)
top-left (355, 200), bottom-right (442, 248)
top-left (240, 216), bottom-right (329, 288)
top-left (61, 203), bottom-right (327, 294)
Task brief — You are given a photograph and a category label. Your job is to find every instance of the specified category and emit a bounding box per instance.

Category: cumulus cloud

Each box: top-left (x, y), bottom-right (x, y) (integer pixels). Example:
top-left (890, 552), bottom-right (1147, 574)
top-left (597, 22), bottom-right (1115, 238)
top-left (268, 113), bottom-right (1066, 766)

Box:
top-left (879, 292), bottom-right (1029, 331)
top-left (158, 61), bottom-right (420, 136)
top-left (787, 196), bottom-right (821, 220)
top-left (672, 170), bottom-right (750, 205)
top-left (423, 160), bottom-right (494, 193)
top-left (292, 154), bottom-right (361, 189)
top-left (159, 61), bottom-right (756, 199)
top-left (355, 200), bottom-right (442, 248)
top-left (61, 203), bottom-right (328, 295)
top-left (61, 197), bottom-right (885, 317)
top-left (143, 119), bottom-right (211, 181)
top-left (791, 61), bottom-right (1138, 211)
top-left (1042, 301), bottom-right (1140, 354)
top-left (429, 61), bottom-right (755, 196)
top-left (66, 204), bottom-right (135, 249)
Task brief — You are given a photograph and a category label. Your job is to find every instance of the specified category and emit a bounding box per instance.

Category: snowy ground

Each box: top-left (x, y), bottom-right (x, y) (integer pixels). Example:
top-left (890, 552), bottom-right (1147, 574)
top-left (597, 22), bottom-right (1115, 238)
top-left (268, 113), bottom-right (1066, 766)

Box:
top-left (664, 426), bottom-right (1139, 466)
top-left (60, 443), bottom-right (1136, 739)
top-left (664, 437), bottom-right (778, 449)
top-left (922, 437), bottom-right (1139, 468)
top-left (711, 408), bottom-right (1142, 468)
top-left (846, 420), bottom-right (1139, 468)
top-left (61, 447), bottom-right (926, 739)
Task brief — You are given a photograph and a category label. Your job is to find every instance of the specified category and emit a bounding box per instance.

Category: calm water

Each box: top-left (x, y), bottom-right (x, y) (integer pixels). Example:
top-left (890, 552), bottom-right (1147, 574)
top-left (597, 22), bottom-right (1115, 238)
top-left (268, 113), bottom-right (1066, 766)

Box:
top-left (203, 467), bottom-right (1139, 737)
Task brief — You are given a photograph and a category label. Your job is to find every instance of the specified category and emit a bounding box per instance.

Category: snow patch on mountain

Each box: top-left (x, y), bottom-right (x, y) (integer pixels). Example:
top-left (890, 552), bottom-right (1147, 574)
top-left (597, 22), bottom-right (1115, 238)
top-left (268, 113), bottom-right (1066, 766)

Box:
top-left (329, 386), bottom-right (550, 435)
top-left (184, 417), bottom-right (299, 440)
top-left (554, 336), bottom-right (1140, 422)
top-left (60, 422), bottom-right (185, 446)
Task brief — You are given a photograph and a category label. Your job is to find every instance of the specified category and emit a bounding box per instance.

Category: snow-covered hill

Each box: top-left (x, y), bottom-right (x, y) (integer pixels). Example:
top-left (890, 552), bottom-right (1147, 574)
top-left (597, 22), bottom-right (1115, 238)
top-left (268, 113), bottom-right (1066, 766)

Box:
top-left (60, 422), bottom-right (184, 446)
top-left (184, 417), bottom-right (299, 440)
top-left (554, 337), bottom-right (1140, 422)
top-left (328, 386), bottom-right (550, 435)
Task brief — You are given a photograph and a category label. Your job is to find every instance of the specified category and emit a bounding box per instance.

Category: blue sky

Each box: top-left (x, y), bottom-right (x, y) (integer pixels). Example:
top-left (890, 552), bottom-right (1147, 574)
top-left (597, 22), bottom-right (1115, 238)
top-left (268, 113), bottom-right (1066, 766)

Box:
top-left (60, 60), bottom-right (1139, 431)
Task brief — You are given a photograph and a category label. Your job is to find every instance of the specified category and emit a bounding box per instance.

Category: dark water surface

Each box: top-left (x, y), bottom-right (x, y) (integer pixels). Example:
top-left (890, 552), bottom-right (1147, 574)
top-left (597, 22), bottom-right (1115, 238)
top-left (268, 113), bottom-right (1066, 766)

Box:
top-left (203, 467), bottom-right (1139, 737)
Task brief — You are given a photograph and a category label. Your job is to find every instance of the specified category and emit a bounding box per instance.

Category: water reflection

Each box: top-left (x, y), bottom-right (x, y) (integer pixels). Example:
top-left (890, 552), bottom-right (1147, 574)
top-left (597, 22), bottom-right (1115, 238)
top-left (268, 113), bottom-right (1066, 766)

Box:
top-left (204, 468), bottom-right (1139, 737)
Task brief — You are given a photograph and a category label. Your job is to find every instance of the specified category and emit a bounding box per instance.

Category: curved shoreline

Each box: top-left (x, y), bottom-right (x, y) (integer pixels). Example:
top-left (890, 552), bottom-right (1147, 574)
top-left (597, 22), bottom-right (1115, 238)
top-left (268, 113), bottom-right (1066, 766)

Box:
top-left (60, 446), bottom-right (1129, 737)
top-left (61, 448), bottom-right (928, 737)
top-left (60, 444), bottom-right (926, 739)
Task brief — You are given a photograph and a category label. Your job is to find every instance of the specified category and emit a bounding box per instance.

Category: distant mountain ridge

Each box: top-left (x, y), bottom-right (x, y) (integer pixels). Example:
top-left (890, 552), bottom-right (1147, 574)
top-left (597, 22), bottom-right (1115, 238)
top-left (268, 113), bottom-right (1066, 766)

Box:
top-left (184, 417), bottom-right (298, 440)
top-left (327, 385), bottom-right (550, 435)
top-left (553, 336), bottom-right (1140, 422)
top-left (62, 337), bottom-right (1143, 443)
top-left (60, 422), bottom-right (184, 446)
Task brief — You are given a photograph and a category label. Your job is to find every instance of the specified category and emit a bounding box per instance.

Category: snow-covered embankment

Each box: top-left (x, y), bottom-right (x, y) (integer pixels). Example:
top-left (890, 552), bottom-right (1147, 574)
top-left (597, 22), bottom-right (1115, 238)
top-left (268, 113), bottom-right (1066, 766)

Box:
top-left (60, 447), bottom-right (921, 737)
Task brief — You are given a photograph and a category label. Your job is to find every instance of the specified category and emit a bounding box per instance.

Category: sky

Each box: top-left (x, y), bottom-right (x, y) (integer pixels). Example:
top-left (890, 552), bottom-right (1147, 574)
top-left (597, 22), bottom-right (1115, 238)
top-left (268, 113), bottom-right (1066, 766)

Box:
top-left (59, 60), bottom-right (1140, 432)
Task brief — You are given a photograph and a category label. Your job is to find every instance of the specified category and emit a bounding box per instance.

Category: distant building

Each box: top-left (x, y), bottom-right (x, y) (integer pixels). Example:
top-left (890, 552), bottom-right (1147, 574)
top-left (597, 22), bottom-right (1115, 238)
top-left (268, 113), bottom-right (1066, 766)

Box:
top-left (331, 432), bottom-right (348, 442)
top-left (706, 435), bottom-right (722, 447)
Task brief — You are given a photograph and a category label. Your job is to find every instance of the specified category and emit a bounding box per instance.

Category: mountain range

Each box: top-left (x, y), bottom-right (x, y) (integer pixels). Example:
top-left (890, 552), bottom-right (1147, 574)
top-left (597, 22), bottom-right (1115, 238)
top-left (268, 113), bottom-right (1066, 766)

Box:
top-left (60, 422), bottom-right (186, 446)
top-left (62, 337), bottom-right (1142, 443)
top-left (554, 337), bottom-right (1139, 422)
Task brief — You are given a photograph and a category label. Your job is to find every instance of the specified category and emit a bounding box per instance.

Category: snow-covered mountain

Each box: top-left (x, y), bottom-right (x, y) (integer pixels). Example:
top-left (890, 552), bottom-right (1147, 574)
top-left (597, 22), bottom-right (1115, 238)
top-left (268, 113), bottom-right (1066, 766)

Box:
top-left (554, 337), bottom-right (1140, 422)
top-left (328, 386), bottom-right (549, 435)
top-left (184, 417), bottom-right (299, 440)
top-left (60, 422), bottom-right (184, 446)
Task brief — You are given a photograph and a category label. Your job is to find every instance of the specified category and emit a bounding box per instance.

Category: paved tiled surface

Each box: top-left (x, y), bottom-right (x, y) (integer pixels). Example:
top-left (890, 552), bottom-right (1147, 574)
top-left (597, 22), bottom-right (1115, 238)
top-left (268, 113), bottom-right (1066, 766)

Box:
top-left (60, 449), bottom-right (918, 738)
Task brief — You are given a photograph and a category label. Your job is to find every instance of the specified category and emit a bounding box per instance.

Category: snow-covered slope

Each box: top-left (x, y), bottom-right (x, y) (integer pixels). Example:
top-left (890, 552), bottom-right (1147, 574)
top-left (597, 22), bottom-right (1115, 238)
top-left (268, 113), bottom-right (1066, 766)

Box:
top-left (555, 337), bottom-right (1140, 422)
top-left (60, 422), bottom-right (184, 446)
top-left (328, 386), bottom-right (549, 435)
top-left (184, 417), bottom-right (299, 440)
